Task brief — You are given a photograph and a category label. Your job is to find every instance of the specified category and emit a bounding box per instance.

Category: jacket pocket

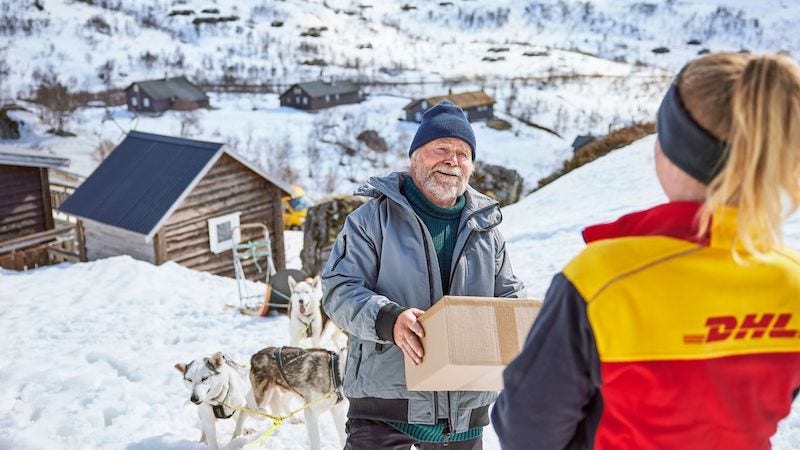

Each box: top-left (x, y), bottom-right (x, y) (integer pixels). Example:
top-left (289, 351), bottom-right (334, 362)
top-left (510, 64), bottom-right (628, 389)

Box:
top-left (354, 342), bottom-right (363, 378)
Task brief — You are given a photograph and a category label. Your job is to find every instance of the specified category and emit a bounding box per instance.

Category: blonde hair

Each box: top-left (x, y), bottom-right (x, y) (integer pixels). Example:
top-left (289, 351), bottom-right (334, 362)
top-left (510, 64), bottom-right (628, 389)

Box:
top-left (679, 52), bottom-right (800, 255)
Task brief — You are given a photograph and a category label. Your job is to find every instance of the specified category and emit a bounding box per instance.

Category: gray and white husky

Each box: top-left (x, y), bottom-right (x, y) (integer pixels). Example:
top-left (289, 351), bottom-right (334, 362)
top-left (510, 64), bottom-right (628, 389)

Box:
top-left (175, 352), bottom-right (256, 450)
top-left (288, 275), bottom-right (324, 348)
top-left (250, 346), bottom-right (347, 450)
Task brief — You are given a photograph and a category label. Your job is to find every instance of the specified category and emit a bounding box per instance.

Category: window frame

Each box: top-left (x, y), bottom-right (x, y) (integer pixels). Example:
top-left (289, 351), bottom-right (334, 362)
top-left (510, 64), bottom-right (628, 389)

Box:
top-left (207, 211), bottom-right (241, 254)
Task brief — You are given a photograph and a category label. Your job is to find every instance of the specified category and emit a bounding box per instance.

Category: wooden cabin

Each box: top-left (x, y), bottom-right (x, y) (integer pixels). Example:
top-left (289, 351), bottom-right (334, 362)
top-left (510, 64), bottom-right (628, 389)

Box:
top-left (279, 80), bottom-right (362, 111)
top-left (0, 149), bottom-right (80, 270)
top-left (571, 134), bottom-right (596, 154)
top-left (58, 131), bottom-right (292, 277)
top-left (125, 76), bottom-right (209, 113)
top-left (404, 90), bottom-right (494, 122)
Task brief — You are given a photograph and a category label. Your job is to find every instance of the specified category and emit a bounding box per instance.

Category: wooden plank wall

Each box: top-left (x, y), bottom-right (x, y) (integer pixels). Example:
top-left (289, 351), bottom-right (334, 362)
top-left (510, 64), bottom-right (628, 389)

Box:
top-left (83, 218), bottom-right (155, 263)
top-left (0, 165), bottom-right (50, 243)
top-left (162, 153), bottom-right (285, 278)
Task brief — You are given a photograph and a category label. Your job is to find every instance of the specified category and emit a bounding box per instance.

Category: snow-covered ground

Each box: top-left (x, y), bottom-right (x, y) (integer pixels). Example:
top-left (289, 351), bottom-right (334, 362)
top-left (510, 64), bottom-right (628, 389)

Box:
top-left (2, 136), bottom-right (800, 449)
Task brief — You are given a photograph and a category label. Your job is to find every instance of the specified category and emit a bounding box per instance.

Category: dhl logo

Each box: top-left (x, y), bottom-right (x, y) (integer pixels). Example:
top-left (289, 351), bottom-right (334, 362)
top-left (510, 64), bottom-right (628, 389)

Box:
top-left (683, 313), bottom-right (798, 344)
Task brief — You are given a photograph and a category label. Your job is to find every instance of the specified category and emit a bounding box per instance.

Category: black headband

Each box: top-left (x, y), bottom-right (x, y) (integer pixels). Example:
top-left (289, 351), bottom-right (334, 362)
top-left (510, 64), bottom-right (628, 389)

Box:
top-left (656, 79), bottom-right (728, 185)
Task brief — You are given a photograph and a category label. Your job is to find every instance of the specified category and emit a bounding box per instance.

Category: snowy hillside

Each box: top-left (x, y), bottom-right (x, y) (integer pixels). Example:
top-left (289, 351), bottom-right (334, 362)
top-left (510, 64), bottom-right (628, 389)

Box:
top-left (3, 0), bottom-right (798, 200)
top-left (2, 136), bottom-right (800, 449)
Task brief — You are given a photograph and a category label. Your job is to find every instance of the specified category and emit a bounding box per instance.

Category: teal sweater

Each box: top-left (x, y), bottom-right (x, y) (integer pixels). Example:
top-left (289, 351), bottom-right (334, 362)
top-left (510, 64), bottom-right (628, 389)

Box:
top-left (402, 177), bottom-right (465, 293)
top-left (389, 177), bottom-right (481, 443)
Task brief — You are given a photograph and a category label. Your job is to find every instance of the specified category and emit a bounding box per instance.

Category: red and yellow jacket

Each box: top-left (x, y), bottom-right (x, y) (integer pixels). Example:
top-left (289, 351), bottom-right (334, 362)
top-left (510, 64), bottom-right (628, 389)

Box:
top-left (493, 202), bottom-right (800, 449)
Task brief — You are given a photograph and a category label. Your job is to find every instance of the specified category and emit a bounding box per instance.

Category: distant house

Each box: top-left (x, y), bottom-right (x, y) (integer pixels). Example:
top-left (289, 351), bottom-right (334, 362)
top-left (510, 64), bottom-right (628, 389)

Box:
top-left (58, 131), bottom-right (292, 278)
top-left (571, 134), bottom-right (596, 154)
top-left (279, 80), bottom-right (362, 111)
top-left (125, 76), bottom-right (209, 113)
top-left (404, 90), bottom-right (495, 122)
top-left (0, 149), bottom-right (82, 270)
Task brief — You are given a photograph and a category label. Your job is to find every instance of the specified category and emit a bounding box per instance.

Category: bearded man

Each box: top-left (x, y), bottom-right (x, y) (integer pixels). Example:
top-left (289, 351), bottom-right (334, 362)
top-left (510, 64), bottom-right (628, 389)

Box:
top-left (322, 100), bottom-right (526, 450)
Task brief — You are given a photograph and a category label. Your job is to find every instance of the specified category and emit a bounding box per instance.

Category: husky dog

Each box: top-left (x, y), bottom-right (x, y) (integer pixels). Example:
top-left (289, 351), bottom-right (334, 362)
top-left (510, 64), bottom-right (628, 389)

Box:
top-left (175, 352), bottom-right (255, 450)
top-left (288, 275), bottom-right (324, 347)
top-left (250, 346), bottom-right (347, 450)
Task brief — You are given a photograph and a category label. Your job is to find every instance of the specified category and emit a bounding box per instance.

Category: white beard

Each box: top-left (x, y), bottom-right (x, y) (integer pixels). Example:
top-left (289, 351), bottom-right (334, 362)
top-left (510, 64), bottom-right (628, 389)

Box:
top-left (412, 163), bottom-right (469, 204)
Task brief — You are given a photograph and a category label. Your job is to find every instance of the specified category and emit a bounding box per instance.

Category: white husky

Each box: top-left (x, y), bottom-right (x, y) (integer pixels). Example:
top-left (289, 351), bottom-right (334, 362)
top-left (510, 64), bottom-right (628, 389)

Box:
top-left (174, 352), bottom-right (255, 450)
top-left (288, 275), bottom-right (324, 348)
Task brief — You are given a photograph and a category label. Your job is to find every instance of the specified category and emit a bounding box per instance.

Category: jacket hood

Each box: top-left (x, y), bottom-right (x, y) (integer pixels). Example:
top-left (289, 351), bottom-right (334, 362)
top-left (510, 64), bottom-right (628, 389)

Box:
top-left (354, 172), bottom-right (502, 231)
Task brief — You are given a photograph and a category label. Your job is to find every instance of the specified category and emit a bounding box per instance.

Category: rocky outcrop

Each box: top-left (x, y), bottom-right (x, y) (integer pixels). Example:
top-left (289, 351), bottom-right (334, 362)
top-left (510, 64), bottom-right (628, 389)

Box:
top-left (300, 195), bottom-right (365, 276)
top-left (0, 105), bottom-right (22, 140)
top-left (470, 162), bottom-right (524, 207)
top-left (357, 129), bottom-right (388, 153)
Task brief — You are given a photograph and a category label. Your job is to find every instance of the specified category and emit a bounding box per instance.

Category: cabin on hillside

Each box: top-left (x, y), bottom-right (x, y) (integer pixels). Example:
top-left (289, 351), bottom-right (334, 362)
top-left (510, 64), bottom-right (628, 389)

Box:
top-left (571, 134), bottom-right (596, 154)
top-left (125, 76), bottom-right (209, 113)
top-left (58, 131), bottom-right (292, 277)
top-left (0, 149), bottom-right (84, 270)
top-left (404, 90), bottom-right (494, 122)
top-left (279, 80), bottom-right (362, 111)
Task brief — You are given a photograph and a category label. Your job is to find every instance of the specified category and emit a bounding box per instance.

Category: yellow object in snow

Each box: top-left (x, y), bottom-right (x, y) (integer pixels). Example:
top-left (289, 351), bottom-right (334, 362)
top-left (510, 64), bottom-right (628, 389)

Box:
top-left (282, 185), bottom-right (313, 230)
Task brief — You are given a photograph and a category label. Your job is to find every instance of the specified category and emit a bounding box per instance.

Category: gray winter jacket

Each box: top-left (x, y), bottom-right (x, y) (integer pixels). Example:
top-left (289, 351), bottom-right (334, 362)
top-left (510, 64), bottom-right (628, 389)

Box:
top-left (321, 172), bottom-right (526, 433)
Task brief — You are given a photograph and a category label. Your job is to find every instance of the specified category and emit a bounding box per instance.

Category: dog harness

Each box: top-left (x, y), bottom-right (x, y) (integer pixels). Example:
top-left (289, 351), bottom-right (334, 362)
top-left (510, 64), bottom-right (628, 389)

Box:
top-left (275, 347), bottom-right (344, 402)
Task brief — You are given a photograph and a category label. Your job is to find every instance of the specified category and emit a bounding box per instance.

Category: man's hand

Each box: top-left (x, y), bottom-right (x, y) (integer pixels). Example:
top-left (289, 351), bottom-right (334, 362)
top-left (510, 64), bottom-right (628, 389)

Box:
top-left (394, 308), bottom-right (425, 365)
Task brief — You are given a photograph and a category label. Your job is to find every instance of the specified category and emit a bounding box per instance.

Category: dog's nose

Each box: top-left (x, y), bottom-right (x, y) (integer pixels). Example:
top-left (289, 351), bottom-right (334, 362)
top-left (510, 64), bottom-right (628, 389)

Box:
top-left (191, 394), bottom-right (200, 404)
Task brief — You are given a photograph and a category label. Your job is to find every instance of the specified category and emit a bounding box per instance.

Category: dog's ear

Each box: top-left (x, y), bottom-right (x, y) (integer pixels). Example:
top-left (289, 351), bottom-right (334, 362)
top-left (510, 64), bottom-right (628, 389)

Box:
top-left (207, 352), bottom-right (224, 370)
top-left (287, 275), bottom-right (297, 291)
top-left (311, 275), bottom-right (322, 290)
top-left (174, 363), bottom-right (188, 374)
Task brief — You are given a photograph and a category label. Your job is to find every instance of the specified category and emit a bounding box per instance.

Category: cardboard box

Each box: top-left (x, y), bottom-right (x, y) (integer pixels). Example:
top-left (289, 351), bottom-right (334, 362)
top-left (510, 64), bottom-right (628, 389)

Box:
top-left (405, 296), bottom-right (543, 391)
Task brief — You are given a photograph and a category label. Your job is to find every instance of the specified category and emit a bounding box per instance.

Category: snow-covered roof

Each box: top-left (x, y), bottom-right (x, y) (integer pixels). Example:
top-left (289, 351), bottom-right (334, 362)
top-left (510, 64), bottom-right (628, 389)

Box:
top-left (0, 148), bottom-right (70, 169)
top-left (58, 131), bottom-right (292, 240)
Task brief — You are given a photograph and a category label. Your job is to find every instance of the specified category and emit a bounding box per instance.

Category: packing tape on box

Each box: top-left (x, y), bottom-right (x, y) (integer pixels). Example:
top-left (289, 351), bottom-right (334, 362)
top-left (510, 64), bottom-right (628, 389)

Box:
top-left (495, 304), bottom-right (519, 364)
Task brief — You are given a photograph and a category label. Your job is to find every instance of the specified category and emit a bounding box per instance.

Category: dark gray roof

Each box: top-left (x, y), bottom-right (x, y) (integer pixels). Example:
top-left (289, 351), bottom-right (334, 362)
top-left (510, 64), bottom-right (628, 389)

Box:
top-left (127, 76), bottom-right (208, 102)
top-left (58, 131), bottom-right (221, 236)
top-left (0, 148), bottom-right (70, 169)
top-left (58, 132), bottom-right (292, 239)
top-left (571, 134), bottom-right (596, 151)
top-left (282, 80), bottom-right (360, 99)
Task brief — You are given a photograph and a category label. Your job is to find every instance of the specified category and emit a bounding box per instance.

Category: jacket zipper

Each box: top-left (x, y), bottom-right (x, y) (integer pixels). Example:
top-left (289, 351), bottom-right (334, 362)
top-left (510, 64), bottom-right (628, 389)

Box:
top-left (448, 229), bottom-right (475, 294)
top-left (414, 218), bottom-right (440, 426)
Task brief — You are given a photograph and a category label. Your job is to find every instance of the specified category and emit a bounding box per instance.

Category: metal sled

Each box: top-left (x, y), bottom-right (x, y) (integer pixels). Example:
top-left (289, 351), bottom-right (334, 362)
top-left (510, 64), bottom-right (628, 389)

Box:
top-left (230, 223), bottom-right (305, 316)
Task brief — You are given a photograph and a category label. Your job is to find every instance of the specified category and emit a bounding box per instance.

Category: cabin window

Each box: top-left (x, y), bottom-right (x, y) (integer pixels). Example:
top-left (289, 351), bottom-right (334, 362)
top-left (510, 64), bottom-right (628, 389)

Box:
top-left (421, 100), bottom-right (427, 109)
top-left (415, 112), bottom-right (422, 121)
top-left (143, 97), bottom-right (150, 108)
top-left (208, 212), bottom-right (241, 254)
top-left (294, 87), bottom-right (301, 94)
top-left (133, 85), bottom-right (139, 93)
top-left (303, 97), bottom-right (308, 105)
top-left (131, 96), bottom-right (138, 107)
top-left (335, 93), bottom-right (340, 100)
top-left (325, 95), bottom-right (330, 102)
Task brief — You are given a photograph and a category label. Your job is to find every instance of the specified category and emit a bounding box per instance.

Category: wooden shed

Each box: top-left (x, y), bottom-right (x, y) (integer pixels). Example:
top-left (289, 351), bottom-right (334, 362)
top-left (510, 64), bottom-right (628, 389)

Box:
top-left (279, 80), bottom-right (362, 111)
top-left (404, 90), bottom-right (495, 123)
top-left (0, 149), bottom-right (82, 270)
top-left (58, 131), bottom-right (292, 277)
top-left (125, 76), bottom-right (209, 113)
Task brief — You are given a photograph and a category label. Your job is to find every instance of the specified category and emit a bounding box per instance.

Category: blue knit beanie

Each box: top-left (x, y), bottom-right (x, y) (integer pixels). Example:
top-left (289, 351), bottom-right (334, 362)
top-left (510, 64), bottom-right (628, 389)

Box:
top-left (409, 100), bottom-right (476, 159)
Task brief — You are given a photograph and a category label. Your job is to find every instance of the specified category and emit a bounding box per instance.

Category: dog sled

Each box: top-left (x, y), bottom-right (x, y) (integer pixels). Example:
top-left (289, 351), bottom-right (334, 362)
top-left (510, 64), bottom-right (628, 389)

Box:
top-left (230, 223), bottom-right (305, 316)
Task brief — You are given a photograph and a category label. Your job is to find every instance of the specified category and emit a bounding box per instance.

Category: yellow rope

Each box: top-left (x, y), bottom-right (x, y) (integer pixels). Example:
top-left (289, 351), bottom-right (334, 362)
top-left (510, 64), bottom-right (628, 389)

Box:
top-left (227, 391), bottom-right (335, 450)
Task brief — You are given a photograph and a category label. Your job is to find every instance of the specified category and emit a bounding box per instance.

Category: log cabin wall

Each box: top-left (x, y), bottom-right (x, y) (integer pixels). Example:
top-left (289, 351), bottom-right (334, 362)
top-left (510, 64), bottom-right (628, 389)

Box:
top-left (82, 218), bottom-right (155, 263)
top-left (161, 153), bottom-right (285, 278)
top-left (0, 166), bottom-right (52, 242)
